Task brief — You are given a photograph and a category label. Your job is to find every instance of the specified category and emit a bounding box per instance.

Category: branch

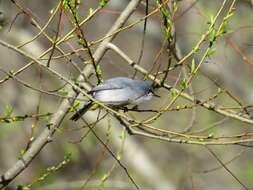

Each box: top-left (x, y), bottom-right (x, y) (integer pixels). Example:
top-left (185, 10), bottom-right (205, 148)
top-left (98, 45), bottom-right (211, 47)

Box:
top-left (0, 0), bottom-right (142, 188)
top-left (106, 42), bottom-right (253, 125)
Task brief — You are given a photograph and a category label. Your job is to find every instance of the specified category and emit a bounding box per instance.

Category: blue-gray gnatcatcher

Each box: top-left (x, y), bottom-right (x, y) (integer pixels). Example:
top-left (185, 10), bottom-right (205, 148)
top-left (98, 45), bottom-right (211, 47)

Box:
top-left (70, 77), bottom-right (159, 121)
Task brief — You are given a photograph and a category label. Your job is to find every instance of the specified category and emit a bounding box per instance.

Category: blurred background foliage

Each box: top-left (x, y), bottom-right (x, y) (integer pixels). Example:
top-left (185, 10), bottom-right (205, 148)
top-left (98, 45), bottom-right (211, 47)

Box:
top-left (0, 0), bottom-right (253, 190)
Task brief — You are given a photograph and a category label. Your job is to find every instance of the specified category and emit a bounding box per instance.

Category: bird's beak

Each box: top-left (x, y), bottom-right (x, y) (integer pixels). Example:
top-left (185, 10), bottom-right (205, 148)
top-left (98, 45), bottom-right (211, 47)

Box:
top-left (151, 90), bottom-right (160, 98)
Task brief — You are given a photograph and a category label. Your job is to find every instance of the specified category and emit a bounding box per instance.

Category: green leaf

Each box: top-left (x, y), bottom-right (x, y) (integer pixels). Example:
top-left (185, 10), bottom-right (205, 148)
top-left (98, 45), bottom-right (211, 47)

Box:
top-left (220, 21), bottom-right (228, 35)
top-left (4, 105), bottom-right (13, 116)
top-left (89, 8), bottom-right (94, 16)
top-left (19, 149), bottom-right (25, 159)
top-left (17, 186), bottom-right (30, 190)
top-left (180, 79), bottom-right (188, 90)
top-left (209, 28), bottom-right (217, 43)
top-left (210, 15), bottom-right (214, 25)
top-left (217, 87), bottom-right (224, 93)
top-left (69, 101), bottom-right (80, 113)
top-left (78, 38), bottom-right (85, 46)
top-left (170, 89), bottom-right (178, 98)
top-left (59, 88), bottom-right (68, 96)
top-left (101, 174), bottom-right (108, 181)
top-left (99, 0), bottom-right (108, 8)
top-left (190, 59), bottom-right (196, 74)
top-left (193, 46), bottom-right (200, 53)
top-left (207, 47), bottom-right (216, 57)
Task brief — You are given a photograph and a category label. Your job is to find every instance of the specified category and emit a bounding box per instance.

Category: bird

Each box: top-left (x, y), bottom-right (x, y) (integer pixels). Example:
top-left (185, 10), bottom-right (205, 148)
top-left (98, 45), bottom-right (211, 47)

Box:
top-left (70, 77), bottom-right (159, 121)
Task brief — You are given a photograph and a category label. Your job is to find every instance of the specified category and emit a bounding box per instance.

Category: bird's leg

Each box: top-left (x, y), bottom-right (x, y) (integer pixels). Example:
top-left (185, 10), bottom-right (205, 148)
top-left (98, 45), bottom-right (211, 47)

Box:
top-left (122, 106), bottom-right (129, 112)
top-left (121, 105), bottom-right (138, 112)
top-left (131, 105), bottom-right (138, 110)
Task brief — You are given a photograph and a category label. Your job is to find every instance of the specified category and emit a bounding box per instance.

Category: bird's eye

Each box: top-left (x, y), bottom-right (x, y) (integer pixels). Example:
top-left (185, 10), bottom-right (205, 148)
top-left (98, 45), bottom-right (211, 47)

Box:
top-left (148, 89), bottom-right (154, 94)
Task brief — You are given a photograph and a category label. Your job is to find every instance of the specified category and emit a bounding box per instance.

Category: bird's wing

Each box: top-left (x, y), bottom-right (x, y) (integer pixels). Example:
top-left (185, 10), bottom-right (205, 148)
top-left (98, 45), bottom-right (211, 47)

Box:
top-left (89, 77), bottom-right (135, 93)
top-left (89, 83), bottom-right (123, 93)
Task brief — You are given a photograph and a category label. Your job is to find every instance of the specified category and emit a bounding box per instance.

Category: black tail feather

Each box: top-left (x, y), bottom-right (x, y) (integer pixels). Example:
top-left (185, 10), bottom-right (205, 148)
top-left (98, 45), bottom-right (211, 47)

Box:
top-left (70, 101), bottom-right (93, 121)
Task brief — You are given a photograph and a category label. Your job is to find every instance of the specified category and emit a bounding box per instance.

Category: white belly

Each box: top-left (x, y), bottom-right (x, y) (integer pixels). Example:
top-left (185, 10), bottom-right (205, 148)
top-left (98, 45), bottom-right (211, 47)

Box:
top-left (93, 89), bottom-right (132, 105)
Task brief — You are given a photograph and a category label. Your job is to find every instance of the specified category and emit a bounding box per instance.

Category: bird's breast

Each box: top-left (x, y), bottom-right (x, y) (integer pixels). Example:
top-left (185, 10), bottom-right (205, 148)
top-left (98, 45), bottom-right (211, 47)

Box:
top-left (93, 89), bottom-right (133, 105)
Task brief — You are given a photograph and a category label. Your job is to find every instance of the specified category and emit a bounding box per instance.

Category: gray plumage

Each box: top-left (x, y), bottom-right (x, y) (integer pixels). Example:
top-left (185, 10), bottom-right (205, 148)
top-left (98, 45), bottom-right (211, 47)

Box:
top-left (70, 77), bottom-right (158, 121)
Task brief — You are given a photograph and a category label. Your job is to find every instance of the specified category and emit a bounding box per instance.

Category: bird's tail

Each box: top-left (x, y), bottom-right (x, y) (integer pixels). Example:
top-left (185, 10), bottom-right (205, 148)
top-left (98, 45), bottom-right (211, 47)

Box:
top-left (70, 101), bottom-right (93, 121)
